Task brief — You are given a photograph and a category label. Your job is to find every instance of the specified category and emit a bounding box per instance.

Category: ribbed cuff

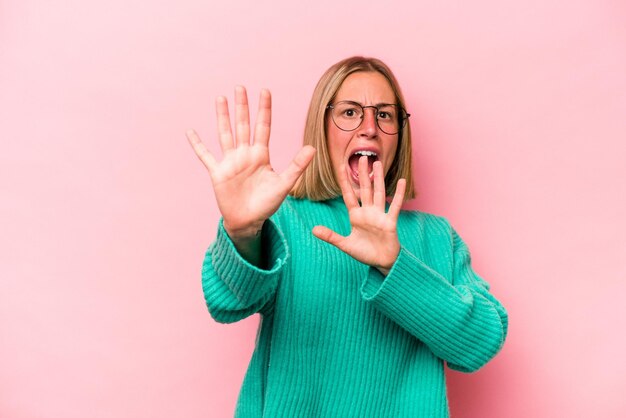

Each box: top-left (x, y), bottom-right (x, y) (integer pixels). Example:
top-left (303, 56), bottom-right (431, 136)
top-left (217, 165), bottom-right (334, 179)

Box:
top-left (212, 218), bottom-right (289, 307)
top-left (361, 244), bottom-right (472, 340)
top-left (360, 246), bottom-right (505, 372)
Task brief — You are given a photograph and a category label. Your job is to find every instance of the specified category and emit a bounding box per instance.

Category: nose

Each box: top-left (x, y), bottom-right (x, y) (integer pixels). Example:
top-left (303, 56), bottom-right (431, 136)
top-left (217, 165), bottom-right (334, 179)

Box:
top-left (359, 107), bottom-right (379, 137)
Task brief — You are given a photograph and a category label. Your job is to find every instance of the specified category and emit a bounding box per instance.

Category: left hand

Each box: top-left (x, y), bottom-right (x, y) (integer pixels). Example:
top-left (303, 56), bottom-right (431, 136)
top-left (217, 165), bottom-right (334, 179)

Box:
top-left (312, 156), bottom-right (406, 275)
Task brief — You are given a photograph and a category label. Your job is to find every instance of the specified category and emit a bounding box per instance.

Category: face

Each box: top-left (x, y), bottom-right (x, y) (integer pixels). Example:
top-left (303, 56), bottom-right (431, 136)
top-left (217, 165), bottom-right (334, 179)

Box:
top-left (326, 71), bottom-right (399, 199)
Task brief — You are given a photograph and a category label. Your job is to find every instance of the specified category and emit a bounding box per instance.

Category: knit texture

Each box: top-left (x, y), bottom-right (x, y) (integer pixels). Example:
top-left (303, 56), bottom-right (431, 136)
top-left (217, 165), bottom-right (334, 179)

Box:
top-left (202, 197), bottom-right (508, 417)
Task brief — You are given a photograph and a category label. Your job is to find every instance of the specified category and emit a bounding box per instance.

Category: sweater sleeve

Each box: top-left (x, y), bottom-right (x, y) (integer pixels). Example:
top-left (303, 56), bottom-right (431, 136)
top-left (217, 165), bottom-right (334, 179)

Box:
top-left (360, 227), bottom-right (508, 373)
top-left (201, 218), bottom-right (289, 324)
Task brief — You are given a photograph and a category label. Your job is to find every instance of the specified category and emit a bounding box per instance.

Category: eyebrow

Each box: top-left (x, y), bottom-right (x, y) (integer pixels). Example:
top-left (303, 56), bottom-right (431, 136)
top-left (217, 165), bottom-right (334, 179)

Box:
top-left (339, 100), bottom-right (397, 107)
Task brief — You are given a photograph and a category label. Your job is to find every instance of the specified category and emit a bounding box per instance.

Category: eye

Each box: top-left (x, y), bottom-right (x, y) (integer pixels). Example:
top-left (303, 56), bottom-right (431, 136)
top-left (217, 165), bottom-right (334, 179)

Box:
top-left (344, 108), bottom-right (357, 117)
top-left (377, 105), bottom-right (397, 121)
top-left (336, 103), bottom-right (361, 119)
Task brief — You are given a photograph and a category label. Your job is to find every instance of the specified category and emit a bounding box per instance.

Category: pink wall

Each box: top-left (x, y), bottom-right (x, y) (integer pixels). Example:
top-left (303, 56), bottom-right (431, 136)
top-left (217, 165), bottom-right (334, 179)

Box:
top-left (1, 1), bottom-right (625, 416)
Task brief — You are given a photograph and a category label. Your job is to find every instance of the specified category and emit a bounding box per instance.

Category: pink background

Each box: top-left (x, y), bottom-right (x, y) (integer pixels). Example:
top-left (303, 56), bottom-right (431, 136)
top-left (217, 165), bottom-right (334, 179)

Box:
top-left (1, 1), bottom-right (625, 417)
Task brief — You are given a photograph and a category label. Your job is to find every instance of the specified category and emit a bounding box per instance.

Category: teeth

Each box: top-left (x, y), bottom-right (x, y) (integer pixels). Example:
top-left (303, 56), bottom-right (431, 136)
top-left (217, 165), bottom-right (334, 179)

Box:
top-left (354, 150), bottom-right (377, 157)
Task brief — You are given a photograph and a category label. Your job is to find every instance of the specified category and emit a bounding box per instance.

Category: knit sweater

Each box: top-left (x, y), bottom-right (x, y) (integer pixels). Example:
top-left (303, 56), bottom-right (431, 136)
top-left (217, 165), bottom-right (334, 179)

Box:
top-left (202, 196), bottom-right (508, 417)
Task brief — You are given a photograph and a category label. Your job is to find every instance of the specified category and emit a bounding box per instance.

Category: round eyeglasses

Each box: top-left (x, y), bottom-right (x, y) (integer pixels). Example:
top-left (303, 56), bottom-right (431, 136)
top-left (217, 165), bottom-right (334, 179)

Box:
top-left (326, 101), bottom-right (410, 135)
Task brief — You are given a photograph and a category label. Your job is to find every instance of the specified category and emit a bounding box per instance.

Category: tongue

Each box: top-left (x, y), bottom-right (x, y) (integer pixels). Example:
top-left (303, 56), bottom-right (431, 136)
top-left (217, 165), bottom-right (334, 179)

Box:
top-left (348, 154), bottom-right (374, 179)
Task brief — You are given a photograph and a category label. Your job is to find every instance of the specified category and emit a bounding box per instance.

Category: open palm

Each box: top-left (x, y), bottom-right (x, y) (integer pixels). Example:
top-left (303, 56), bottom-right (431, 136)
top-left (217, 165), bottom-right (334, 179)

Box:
top-left (313, 157), bottom-right (406, 273)
top-left (187, 87), bottom-right (315, 240)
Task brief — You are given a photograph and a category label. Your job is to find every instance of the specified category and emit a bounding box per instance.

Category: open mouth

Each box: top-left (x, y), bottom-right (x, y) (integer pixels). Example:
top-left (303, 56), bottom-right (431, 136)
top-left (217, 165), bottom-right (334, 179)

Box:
top-left (348, 150), bottom-right (378, 182)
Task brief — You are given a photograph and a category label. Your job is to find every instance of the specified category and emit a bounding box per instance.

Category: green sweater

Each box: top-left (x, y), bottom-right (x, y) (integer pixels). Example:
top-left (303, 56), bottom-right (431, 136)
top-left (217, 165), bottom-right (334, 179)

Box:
top-left (202, 197), bottom-right (508, 417)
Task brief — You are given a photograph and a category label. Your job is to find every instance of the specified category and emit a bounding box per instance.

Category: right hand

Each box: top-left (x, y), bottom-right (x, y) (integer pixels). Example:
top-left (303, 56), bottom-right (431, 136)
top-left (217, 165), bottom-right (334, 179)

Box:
top-left (187, 86), bottom-right (315, 243)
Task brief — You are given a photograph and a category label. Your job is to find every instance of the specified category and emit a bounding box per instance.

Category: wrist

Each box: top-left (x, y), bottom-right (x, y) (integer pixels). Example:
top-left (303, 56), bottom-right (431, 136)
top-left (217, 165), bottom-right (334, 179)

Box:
top-left (376, 266), bottom-right (391, 276)
top-left (222, 220), bottom-right (265, 267)
top-left (375, 245), bottom-right (400, 276)
top-left (223, 219), bottom-right (265, 243)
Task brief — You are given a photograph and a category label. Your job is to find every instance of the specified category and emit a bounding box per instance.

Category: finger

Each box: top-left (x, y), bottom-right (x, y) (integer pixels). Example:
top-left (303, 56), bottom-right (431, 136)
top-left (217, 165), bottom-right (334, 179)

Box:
top-left (215, 96), bottom-right (234, 152)
top-left (358, 155), bottom-right (372, 206)
top-left (312, 225), bottom-right (348, 251)
top-left (279, 145), bottom-right (316, 190)
top-left (372, 160), bottom-right (386, 209)
top-left (387, 178), bottom-right (406, 219)
top-left (338, 164), bottom-right (359, 210)
top-left (253, 89), bottom-right (271, 147)
top-left (234, 86), bottom-right (250, 147)
top-left (186, 129), bottom-right (217, 173)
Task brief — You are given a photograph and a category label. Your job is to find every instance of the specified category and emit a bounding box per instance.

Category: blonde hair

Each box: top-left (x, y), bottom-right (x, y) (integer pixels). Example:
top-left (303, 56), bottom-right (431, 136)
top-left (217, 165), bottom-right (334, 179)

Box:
top-left (290, 56), bottom-right (416, 201)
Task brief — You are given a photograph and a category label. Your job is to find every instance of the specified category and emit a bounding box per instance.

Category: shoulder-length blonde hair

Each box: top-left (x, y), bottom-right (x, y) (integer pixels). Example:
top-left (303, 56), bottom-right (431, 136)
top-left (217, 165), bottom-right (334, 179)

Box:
top-left (290, 56), bottom-right (416, 201)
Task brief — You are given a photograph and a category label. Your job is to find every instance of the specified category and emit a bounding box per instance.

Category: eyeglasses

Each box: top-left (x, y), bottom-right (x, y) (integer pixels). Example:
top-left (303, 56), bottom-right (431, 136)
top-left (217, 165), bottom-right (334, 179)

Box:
top-left (326, 100), bottom-right (410, 135)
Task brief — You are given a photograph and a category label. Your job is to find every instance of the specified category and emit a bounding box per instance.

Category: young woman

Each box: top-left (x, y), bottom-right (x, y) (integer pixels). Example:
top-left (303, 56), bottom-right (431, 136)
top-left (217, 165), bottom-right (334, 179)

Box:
top-left (187, 56), bottom-right (508, 417)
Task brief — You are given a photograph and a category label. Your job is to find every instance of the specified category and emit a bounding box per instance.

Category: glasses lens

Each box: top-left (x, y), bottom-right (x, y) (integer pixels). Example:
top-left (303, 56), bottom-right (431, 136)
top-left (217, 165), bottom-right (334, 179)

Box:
top-left (376, 105), bottom-right (399, 135)
top-left (331, 102), bottom-right (364, 131)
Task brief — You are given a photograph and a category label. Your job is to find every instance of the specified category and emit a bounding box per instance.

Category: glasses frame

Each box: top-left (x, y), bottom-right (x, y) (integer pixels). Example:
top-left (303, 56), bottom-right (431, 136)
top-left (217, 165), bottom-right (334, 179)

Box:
top-left (326, 100), bottom-right (410, 136)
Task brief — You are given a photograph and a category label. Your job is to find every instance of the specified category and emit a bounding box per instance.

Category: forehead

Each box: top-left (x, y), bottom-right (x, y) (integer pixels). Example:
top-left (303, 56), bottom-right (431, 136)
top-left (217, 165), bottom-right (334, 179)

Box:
top-left (335, 71), bottom-right (395, 103)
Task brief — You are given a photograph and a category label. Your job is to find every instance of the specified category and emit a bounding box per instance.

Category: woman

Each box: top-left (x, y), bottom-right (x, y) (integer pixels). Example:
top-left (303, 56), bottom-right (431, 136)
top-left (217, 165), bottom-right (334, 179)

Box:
top-left (187, 57), bottom-right (508, 417)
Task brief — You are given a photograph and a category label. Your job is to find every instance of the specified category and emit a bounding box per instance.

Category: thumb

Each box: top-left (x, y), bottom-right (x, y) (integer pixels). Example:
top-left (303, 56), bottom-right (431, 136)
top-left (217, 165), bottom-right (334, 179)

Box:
top-left (279, 145), bottom-right (316, 188)
top-left (312, 225), bottom-right (347, 250)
